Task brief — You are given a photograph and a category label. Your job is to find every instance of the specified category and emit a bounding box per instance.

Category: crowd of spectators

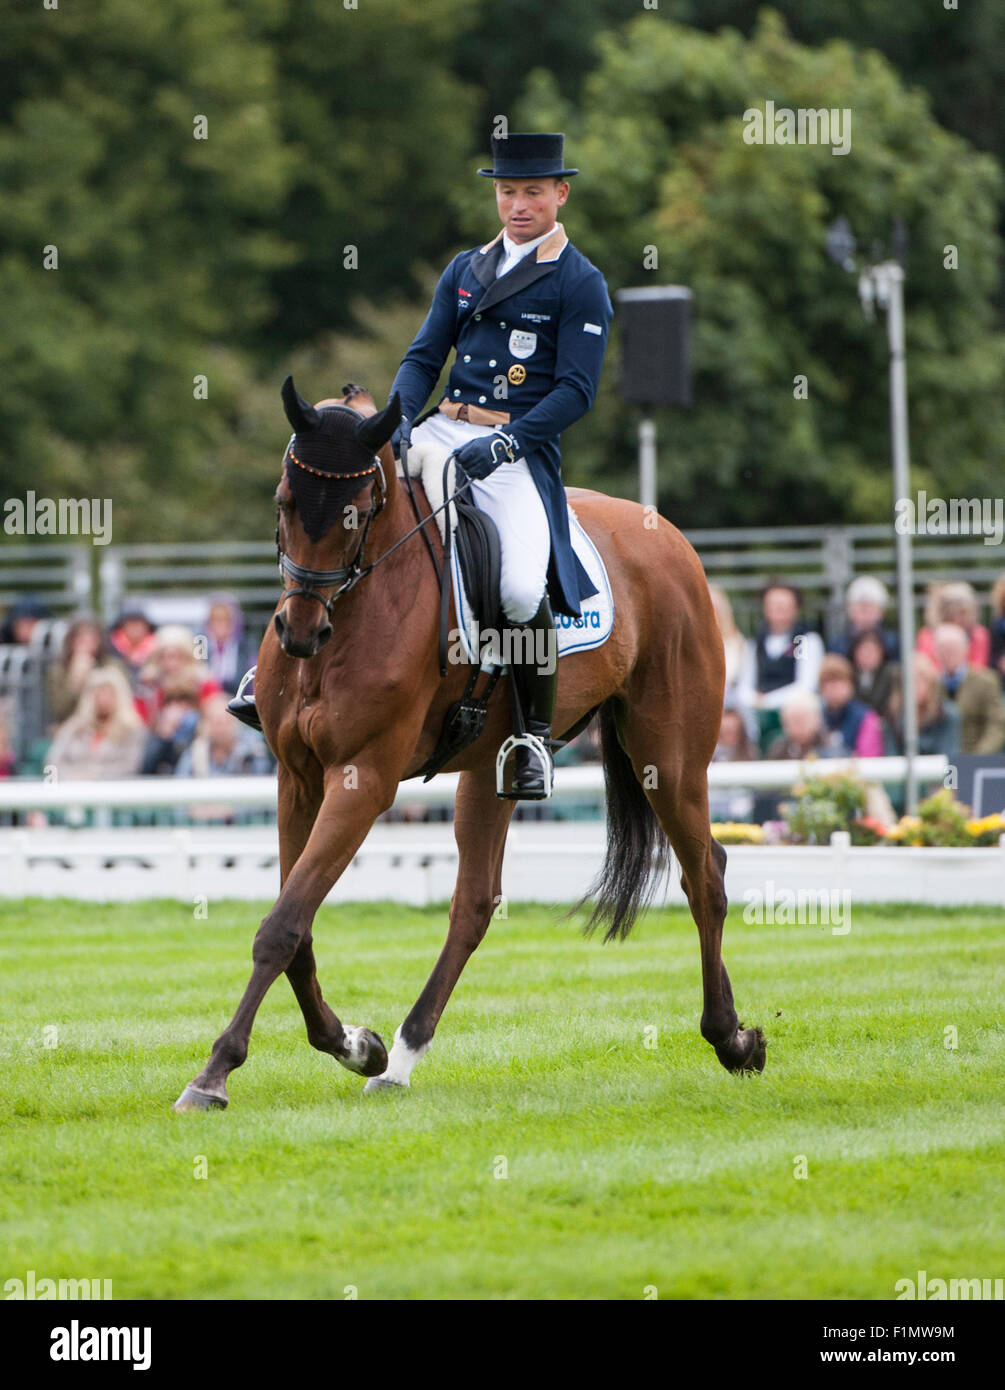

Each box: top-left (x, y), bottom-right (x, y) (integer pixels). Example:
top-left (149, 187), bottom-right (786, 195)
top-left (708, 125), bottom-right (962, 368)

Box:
top-left (710, 575), bottom-right (1005, 820)
top-left (0, 595), bottom-right (271, 795)
top-left (2, 571), bottom-right (1003, 827)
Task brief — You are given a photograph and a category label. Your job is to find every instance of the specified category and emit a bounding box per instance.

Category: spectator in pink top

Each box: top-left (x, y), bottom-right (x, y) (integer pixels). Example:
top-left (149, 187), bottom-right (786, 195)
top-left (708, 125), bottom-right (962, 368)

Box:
top-left (109, 609), bottom-right (158, 681)
top-left (818, 654), bottom-right (884, 757)
top-left (916, 582), bottom-right (990, 670)
top-left (134, 625), bottom-right (222, 727)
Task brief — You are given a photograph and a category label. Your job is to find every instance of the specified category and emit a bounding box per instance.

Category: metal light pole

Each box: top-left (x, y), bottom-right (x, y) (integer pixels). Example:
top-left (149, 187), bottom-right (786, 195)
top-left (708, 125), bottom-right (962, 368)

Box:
top-left (873, 262), bottom-right (918, 813)
top-left (827, 219), bottom-right (918, 811)
top-left (638, 417), bottom-right (657, 511)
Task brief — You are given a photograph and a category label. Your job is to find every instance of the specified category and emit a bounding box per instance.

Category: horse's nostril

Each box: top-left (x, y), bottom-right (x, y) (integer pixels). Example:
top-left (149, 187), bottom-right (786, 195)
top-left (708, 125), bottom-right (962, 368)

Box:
top-left (274, 612), bottom-right (286, 638)
top-left (316, 625), bottom-right (333, 651)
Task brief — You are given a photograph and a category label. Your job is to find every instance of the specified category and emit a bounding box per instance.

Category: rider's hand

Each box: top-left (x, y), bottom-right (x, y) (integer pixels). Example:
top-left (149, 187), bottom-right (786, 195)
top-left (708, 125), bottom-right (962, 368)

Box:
top-left (390, 415), bottom-right (412, 459)
top-left (455, 431), bottom-right (518, 480)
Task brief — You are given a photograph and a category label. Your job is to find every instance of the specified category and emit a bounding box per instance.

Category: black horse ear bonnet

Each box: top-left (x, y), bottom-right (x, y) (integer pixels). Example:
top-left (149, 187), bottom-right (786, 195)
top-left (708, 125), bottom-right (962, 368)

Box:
top-left (279, 377), bottom-right (400, 543)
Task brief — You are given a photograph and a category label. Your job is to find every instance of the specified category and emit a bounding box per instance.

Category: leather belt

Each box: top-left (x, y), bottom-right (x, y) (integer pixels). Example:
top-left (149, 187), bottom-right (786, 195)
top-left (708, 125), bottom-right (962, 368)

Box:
top-left (438, 397), bottom-right (511, 427)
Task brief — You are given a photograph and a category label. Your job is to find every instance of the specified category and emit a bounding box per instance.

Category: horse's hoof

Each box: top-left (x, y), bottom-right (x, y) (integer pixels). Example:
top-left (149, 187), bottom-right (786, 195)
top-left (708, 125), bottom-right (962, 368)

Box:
top-left (173, 1084), bottom-right (228, 1112)
top-left (337, 1026), bottom-right (388, 1078)
top-left (733, 1025), bottom-right (767, 1074)
top-left (362, 1074), bottom-right (408, 1095)
top-left (716, 1025), bottom-right (767, 1075)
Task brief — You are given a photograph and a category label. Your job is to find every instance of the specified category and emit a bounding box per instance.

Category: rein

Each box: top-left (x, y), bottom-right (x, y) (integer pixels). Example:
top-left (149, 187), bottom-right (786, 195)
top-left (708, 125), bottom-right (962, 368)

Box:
top-left (277, 448), bottom-right (471, 622)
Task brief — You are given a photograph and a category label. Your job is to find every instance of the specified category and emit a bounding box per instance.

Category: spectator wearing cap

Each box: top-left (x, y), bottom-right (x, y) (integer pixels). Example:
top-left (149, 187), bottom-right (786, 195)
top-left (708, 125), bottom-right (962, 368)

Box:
top-left (818, 654), bottom-right (884, 757)
top-left (916, 582), bottom-right (990, 671)
top-left (828, 576), bottom-right (900, 661)
top-left (932, 623), bottom-right (1005, 754)
top-left (848, 627), bottom-right (899, 719)
top-left (0, 595), bottom-right (50, 645)
top-left (47, 666), bottom-right (147, 780)
top-left (110, 609), bottom-right (158, 682)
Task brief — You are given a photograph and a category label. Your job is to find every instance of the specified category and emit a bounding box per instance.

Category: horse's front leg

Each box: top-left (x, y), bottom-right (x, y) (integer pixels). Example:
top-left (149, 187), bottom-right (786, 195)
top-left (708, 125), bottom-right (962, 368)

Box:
top-left (365, 768), bottom-right (515, 1093)
top-left (173, 770), bottom-right (393, 1112)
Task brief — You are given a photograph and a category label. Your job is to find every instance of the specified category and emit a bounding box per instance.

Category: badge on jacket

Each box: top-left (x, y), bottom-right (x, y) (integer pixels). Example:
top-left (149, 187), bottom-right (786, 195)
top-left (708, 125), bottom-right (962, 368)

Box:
top-left (509, 330), bottom-right (537, 360)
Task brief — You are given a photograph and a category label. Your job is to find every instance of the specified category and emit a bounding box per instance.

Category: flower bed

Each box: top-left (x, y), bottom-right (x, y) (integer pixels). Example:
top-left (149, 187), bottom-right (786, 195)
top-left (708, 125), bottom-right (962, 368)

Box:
top-left (712, 772), bottom-right (1005, 848)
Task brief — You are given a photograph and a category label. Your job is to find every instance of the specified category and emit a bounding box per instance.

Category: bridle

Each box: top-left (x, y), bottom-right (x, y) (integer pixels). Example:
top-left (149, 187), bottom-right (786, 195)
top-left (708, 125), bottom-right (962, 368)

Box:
top-left (275, 407), bottom-right (473, 626)
top-left (276, 464), bottom-right (386, 621)
top-left (276, 404), bottom-right (388, 622)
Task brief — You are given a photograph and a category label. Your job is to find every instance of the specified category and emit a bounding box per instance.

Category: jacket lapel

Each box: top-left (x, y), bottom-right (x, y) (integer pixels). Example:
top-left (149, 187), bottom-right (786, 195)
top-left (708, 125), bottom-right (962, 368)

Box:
top-left (470, 223), bottom-right (569, 314)
top-left (470, 232), bottom-right (504, 290)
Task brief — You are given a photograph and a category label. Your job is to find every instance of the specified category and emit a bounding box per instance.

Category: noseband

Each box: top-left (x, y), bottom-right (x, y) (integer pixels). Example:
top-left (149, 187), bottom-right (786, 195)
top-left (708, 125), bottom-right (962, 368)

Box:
top-left (276, 413), bottom-right (387, 622)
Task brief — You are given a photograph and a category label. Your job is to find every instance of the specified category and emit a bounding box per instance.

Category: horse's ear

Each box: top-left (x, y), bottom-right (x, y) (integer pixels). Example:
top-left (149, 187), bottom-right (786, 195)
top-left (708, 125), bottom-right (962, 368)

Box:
top-left (281, 375), bottom-right (320, 432)
top-left (355, 392), bottom-right (402, 453)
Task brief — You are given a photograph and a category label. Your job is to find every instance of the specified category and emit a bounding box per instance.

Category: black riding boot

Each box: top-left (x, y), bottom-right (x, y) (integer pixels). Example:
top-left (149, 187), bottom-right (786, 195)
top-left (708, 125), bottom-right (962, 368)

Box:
top-left (507, 596), bottom-right (559, 800)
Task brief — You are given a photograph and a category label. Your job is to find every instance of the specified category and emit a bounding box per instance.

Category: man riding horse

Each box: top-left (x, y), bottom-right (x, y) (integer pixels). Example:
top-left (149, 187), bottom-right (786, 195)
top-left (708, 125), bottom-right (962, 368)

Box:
top-left (231, 131), bottom-right (612, 799)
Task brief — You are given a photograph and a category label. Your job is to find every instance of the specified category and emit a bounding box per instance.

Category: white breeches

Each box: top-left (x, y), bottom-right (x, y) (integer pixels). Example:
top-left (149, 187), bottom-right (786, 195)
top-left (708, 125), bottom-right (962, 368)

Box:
top-left (411, 413), bottom-right (551, 623)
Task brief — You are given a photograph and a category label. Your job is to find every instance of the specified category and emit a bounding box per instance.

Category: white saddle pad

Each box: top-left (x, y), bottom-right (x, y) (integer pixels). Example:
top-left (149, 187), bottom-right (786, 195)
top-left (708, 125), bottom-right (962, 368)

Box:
top-left (398, 441), bottom-right (614, 669)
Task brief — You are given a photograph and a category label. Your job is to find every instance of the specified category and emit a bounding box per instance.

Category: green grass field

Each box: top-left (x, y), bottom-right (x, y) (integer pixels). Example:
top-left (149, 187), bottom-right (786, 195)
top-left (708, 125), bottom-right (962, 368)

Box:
top-left (1, 897), bottom-right (1001, 1300)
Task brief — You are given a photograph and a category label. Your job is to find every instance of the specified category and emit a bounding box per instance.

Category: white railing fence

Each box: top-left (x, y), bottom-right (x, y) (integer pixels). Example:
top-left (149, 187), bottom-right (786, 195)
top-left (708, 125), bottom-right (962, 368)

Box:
top-left (0, 756), bottom-right (950, 814)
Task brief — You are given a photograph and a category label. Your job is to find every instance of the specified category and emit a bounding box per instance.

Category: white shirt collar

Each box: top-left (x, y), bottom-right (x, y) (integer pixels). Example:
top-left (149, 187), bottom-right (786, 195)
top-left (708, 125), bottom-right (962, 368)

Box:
top-left (497, 224), bottom-right (557, 277)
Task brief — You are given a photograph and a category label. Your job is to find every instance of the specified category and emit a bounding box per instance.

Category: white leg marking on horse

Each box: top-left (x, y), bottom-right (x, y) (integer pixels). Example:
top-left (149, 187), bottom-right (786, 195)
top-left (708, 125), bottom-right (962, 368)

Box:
top-left (362, 1026), bottom-right (429, 1092)
top-left (339, 1024), bottom-right (375, 1075)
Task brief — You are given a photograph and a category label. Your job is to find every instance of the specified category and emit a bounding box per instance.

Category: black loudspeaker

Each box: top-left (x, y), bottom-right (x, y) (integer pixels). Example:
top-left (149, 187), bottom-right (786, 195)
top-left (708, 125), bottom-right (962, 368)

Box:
top-left (615, 286), bottom-right (692, 408)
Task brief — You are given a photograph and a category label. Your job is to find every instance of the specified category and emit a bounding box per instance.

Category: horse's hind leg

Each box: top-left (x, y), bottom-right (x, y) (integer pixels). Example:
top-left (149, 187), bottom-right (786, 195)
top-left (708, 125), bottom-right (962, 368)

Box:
top-left (623, 717), bottom-right (766, 1074)
top-left (364, 768), bottom-right (515, 1092)
top-left (285, 932), bottom-right (381, 1075)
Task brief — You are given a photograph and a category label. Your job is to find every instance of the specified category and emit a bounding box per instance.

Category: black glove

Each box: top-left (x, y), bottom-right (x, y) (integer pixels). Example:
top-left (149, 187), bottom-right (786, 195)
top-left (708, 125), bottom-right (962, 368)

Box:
top-left (454, 431), bottom-right (518, 480)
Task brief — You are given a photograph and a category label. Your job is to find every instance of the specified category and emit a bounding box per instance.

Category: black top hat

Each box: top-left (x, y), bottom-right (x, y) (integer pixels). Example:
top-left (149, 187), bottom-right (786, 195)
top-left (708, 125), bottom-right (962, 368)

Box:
top-left (477, 132), bottom-right (579, 179)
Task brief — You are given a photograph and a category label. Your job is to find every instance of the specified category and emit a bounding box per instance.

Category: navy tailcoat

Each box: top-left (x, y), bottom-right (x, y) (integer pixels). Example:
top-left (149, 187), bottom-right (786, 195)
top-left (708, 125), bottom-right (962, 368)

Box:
top-left (390, 224), bottom-right (613, 618)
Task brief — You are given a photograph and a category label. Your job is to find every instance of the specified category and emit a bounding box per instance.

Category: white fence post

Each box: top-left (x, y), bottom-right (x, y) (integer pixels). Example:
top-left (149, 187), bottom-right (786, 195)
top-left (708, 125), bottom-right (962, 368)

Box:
top-left (170, 829), bottom-right (192, 903)
top-left (8, 832), bottom-right (28, 898)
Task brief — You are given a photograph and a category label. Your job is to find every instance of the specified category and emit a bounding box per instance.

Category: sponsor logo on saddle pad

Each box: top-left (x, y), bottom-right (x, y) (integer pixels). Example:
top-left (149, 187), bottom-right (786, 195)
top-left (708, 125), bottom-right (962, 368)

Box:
top-left (556, 610), bottom-right (603, 630)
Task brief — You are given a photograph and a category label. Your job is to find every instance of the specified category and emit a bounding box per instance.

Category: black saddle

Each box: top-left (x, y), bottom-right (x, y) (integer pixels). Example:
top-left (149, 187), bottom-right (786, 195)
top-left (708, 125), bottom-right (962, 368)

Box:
top-left (414, 467), bottom-right (508, 781)
top-left (450, 491), bottom-right (506, 655)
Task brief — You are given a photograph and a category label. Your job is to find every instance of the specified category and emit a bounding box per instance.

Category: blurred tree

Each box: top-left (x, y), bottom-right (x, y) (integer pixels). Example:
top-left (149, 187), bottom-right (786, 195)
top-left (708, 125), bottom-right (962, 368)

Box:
top-left (666, 1), bottom-right (1005, 163)
top-left (1, 2), bottom-right (1001, 544)
top-left (451, 0), bottom-right (627, 132)
top-left (264, 0), bottom-right (479, 349)
top-left (0, 0), bottom-right (291, 534)
top-left (482, 10), bottom-right (1005, 528)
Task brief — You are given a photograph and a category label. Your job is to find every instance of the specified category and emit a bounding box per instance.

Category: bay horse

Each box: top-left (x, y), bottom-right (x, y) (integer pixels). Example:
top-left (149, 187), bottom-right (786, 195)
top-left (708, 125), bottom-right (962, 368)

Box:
top-left (173, 380), bottom-right (765, 1111)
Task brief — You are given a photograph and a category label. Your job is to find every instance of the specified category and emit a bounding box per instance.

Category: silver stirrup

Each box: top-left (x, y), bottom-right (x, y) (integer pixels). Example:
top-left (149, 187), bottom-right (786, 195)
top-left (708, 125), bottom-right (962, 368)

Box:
top-left (235, 666), bottom-right (256, 699)
top-left (495, 732), bottom-right (554, 799)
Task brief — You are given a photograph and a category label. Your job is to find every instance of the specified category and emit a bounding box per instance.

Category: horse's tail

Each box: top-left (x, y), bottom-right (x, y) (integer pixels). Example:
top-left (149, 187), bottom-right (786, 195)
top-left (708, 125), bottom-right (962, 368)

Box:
top-left (570, 699), bottom-right (671, 943)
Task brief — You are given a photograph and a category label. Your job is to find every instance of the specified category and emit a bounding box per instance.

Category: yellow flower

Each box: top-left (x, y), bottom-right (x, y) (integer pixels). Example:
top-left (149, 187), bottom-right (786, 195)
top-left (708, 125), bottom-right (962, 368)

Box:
top-left (711, 823), bottom-right (765, 845)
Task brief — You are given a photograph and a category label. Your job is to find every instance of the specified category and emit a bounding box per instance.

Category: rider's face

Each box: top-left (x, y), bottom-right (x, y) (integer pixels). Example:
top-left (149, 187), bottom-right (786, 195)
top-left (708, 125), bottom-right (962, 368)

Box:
top-left (494, 177), bottom-right (568, 243)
